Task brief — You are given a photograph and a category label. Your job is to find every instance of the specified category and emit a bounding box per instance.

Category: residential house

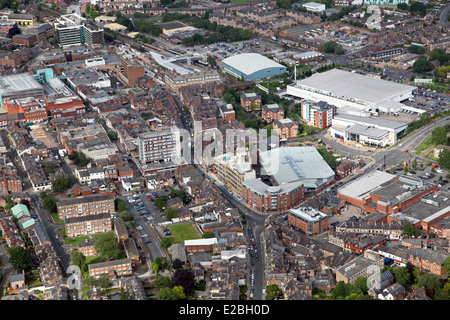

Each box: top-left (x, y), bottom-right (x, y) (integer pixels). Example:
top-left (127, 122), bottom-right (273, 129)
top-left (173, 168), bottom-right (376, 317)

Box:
top-left (262, 103), bottom-right (284, 123)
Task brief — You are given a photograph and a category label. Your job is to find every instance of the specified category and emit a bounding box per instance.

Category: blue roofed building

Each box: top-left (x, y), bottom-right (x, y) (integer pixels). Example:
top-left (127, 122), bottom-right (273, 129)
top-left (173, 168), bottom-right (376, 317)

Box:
top-left (222, 53), bottom-right (287, 81)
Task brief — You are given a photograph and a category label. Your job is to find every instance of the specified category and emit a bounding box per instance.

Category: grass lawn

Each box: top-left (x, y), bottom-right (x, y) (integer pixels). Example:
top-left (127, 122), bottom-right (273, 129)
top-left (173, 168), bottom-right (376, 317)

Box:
top-left (415, 136), bottom-right (434, 155)
top-left (168, 223), bottom-right (200, 244)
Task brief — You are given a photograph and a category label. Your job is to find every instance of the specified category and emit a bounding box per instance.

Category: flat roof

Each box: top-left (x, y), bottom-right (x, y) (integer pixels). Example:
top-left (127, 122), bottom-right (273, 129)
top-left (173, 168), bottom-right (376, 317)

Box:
top-left (149, 50), bottom-right (191, 76)
top-left (259, 146), bottom-right (335, 187)
top-left (293, 69), bottom-right (415, 104)
top-left (0, 73), bottom-right (43, 96)
top-left (222, 53), bottom-right (286, 76)
top-left (344, 124), bottom-right (387, 138)
top-left (334, 114), bottom-right (408, 131)
top-left (337, 170), bottom-right (396, 201)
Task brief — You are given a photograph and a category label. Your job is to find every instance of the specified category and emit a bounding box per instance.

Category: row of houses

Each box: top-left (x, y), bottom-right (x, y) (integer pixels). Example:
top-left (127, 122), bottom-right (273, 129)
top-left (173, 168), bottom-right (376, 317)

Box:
top-left (263, 210), bottom-right (448, 300)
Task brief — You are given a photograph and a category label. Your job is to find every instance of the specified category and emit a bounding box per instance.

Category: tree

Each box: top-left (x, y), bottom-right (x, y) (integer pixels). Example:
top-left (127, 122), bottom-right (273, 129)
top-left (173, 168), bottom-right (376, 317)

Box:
top-left (154, 195), bottom-right (169, 209)
top-left (108, 130), bottom-right (118, 141)
top-left (119, 289), bottom-right (130, 300)
top-left (438, 149), bottom-right (450, 169)
top-left (265, 284), bottom-right (281, 300)
top-left (354, 276), bottom-right (369, 294)
top-left (412, 56), bottom-right (433, 74)
top-left (115, 198), bottom-right (127, 212)
top-left (94, 233), bottom-right (122, 259)
top-left (40, 192), bottom-right (57, 213)
top-left (397, 2), bottom-right (409, 10)
top-left (323, 41), bottom-right (344, 55)
top-left (5, 195), bottom-right (14, 210)
top-left (52, 174), bottom-right (73, 192)
top-left (164, 206), bottom-right (178, 221)
top-left (444, 256), bottom-right (450, 276)
top-left (390, 267), bottom-right (411, 286)
top-left (161, 237), bottom-right (173, 249)
top-left (407, 45), bottom-right (426, 54)
top-left (68, 151), bottom-right (89, 166)
top-left (431, 126), bottom-right (449, 146)
top-left (429, 48), bottom-right (450, 66)
top-left (317, 147), bottom-right (337, 170)
top-left (120, 210), bottom-right (133, 221)
top-left (207, 55), bottom-right (217, 67)
top-left (169, 187), bottom-right (187, 204)
top-left (154, 274), bottom-right (172, 289)
top-left (8, 246), bottom-right (32, 271)
top-left (172, 285), bottom-right (187, 300)
top-left (403, 221), bottom-right (420, 237)
top-left (172, 258), bottom-right (183, 270)
top-left (158, 287), bottom-right (177, 300)
top-left (71, 249), bottom-right (88, 273)
top-left (172, 268), bottom-right (196, 296)
top-left (409, 1), bottom-right (426, 16)
top-left (98, 273), bottom-right (111, 290)
top-left (418, 273), bottom-right (444, 293)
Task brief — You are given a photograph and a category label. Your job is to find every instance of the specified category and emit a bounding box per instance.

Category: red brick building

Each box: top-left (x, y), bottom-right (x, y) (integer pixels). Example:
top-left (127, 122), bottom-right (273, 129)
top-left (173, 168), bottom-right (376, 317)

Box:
top-left (240, 92), bottom-right (262, 111)
top-left (262, 103), bottom-right (284, 123)
top-left (273, 118), bottom-right (299, 140)
top-left (65, 212), bottom-right (112, 238)
top-left (57, 194), bottom-right (115, 221)
top-left (288, 207), bottom-right (329, 237)
top-left (242, 178), bottom-right (304, 212)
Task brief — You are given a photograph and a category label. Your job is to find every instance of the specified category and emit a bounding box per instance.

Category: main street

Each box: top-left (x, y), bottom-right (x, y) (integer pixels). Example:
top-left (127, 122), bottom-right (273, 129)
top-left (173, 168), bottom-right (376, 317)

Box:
top-left (318, 115), bottom-right (450, 170)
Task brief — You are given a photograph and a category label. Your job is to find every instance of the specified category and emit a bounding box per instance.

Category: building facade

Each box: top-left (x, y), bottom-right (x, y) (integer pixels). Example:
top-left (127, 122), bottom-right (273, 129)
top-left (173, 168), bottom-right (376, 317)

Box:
top-left (242, 178), bottom-right (304, 212)
top-left (301, 100), bottom-right (335, 129)
top-left (88, 259), bottom-right (133, 279)
top-left (57, 194), bottom-right (115, 220)
top-left (288, 207), bottom-right (329, 236)
top-left (54, 14), bottom-right (104, 47)
top-left (137, 130), bottom-right (177, 164)
top-left (65, 213), bottom-right (112, 238)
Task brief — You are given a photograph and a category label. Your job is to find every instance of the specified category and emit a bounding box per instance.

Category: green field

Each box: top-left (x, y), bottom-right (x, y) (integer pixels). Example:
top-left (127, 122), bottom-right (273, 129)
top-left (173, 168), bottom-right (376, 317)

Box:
top-left (168, 223), bottom-right (200, 244)
top-left (415, 136), bottom-right (434, 155)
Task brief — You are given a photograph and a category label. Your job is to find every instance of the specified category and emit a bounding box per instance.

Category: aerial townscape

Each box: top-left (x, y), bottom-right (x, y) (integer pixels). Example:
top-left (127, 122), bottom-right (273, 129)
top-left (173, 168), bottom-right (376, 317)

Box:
top-left (0, 0), bottom-right (449, 305)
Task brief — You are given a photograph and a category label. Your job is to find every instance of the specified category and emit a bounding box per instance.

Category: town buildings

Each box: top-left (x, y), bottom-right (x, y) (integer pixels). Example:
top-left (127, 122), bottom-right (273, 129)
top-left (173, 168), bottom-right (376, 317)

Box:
top-left (54, 14), bottom-right (104, 47)
top-left (137, 130), bottom-right (177, 164)
top-left (301, 100), bottom-right (336, 129)
top-left (288, 207), bottom-right (329, 236)
top-left (240, 92), bottom-right (262, 112)
top-left (56, 194), bottom-right (115, 220)
top-left (242, 178), bottom-right (304, 212)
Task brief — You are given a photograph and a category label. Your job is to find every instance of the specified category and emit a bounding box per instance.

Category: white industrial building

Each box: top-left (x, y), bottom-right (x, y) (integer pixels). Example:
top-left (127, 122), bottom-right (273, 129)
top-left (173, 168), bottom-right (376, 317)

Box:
top-left (330, 114), bottom-right (408, 146)
top-left (286, 69), bottom-right (415, 115)
top-left (302, 2), bottom-right (326, 12)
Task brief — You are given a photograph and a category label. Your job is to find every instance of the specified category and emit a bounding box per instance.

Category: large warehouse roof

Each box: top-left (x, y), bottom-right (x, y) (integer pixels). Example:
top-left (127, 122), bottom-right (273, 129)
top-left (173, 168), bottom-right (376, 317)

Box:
top-left (259, 146), bottom-right (335, 188)
top-left (0, 73), bottom-right (42, 96)
top-left (334, 114), bottom-right (408, 132)
top-left (293, 69), bottom-right (414, 104)
top-left (337, 170), bottom-right (396, 201)
top-left (222, 53), bottom-right (285, 76)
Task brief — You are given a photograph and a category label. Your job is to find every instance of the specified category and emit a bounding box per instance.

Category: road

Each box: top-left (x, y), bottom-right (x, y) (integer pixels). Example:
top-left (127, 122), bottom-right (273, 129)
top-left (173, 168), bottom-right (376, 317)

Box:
top-left (318, 115), bottom-right (450, 171)
top-left (193, 164), bottom-right (268, 299)
top-left (437, 2), bottom-right (450, 28)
